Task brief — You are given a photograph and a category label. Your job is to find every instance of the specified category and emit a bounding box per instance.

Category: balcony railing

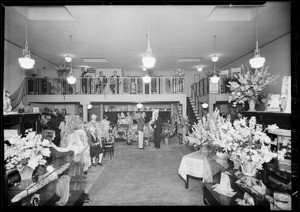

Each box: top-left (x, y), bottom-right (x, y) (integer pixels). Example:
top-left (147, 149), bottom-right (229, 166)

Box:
top-left (25, 77), bottom-right (187, 95)
top-left (191, 77), bottom-right (232, 100)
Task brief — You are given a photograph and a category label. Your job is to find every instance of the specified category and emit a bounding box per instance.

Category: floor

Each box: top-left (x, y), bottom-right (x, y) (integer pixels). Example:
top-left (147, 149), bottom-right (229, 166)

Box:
top-left (81, 136), bottom-right (204, 206)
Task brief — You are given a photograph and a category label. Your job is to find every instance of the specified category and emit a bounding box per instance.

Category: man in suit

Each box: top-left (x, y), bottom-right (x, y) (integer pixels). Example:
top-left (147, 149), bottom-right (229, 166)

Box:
top-left (137, 112), bottom-right (146, 149)
top-left (152, 109), bottom-right (162, 149)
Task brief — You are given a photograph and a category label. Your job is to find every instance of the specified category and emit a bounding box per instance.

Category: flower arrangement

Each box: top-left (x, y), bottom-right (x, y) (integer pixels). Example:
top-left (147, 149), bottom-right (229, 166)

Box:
top-left (228, 117), bottom-right (280, 171)
top-left (187, 108), bottom-right (285, 171)
top-left (228, 65), bottom-right (279, 107)
top-left (4, 129), bottom-right (51, 171)
top-left (161, 123), bottom-right (176, 138)
top-left (56, 62), bottom-right (71, 77)
top-left (143, 125), bottom-right (154, 141)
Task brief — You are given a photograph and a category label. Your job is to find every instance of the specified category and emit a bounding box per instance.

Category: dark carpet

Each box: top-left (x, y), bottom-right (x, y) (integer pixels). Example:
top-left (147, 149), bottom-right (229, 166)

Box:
top-left (84, 136), bottom-right (204, 206)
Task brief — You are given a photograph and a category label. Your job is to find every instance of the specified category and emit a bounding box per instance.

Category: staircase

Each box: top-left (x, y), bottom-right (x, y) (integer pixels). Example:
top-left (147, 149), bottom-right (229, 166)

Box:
top-left (188, 97), bottom-right (201, 123)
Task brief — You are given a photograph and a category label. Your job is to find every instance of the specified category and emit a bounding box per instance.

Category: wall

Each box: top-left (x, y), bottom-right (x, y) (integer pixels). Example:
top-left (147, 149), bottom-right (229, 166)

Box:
top-left (4, 40), bottom-right (57, 94)
top-left (221, 33), bottom-right (291, 95)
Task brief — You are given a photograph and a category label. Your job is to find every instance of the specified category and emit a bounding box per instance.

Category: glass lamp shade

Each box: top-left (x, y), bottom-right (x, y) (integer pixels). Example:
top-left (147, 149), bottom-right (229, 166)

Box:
top-left (87, 104), bottom-right (93, 109)
top-left (65, 55), bottom-right (72, 62)
top-left (67, 75), bottom-right (76, 84)
top-left (202, 102), bottom-right (208, 108)
top-left (142, 55), bottom-right (156, 69)
top-left (136, 103), bottom-right (143, 109)
top-left (249, 55), bottom-right (265, 69)
top-left (197, 67), bottom-right (203, 72)
top-left (19, 56), bottom-right (35, 69)
top-left (211, 55), bottom-right (219, 63)
top-left (142, 75), bottom-right (151, 83)
top-left (210, 75), bottom-right (220, 84)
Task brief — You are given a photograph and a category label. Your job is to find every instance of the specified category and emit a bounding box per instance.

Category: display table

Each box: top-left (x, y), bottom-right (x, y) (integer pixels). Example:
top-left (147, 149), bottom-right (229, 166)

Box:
top-left (178, 149), bottom-right (223, 188)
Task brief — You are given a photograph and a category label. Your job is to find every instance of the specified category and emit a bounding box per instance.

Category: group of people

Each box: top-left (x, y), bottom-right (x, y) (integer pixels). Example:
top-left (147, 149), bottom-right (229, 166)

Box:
top-left (44, 113), bottom-right (112, 176)
top-left (136, 109), bottom-right (163, 150)
top-left (81, 69), bottom-right (120, 94)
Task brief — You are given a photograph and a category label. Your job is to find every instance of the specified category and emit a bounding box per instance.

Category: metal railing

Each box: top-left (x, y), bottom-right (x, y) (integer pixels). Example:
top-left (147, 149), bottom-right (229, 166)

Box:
top-left (25, 77), bottom-right (187, 95)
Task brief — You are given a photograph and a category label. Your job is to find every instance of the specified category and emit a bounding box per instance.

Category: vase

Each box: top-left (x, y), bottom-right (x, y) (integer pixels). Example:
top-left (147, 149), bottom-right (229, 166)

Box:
top-left (17, 166), bottom-right (34, 189)
top-left (248, 99), bottom-right (256, 111)
top-left (241, 162), bottom-right (258, 177)
top-left (164, 137), bottom-right (169, 146)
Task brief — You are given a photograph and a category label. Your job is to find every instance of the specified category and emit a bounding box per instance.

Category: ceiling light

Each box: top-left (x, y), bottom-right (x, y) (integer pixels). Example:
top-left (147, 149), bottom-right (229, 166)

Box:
top-left (87, 104), bottom-right (92, 109)
top-left (65, 54), bottom-right (72, 62)
top-left (211, 35), bottom-right (219, 63)
top-left (66, 35), bottom-right (76, 84)
top-left (143, 74), bottom-right (151, 83)
top-left (197, 67), bottom-right (203, 72)
top-left (211, 55), bottom-right (219, 63)
top-left (19, 6), bottom-right (35, 69)
top-left (202, 102), bottom-right (208, 108)
top-left (249, 7), bottom-right (265, 69)
top-left (142, 12), bottom-right (156, 69)
top-left (136, 103), bottom-right (143, 109)
top-left (67, 74), bottom-right (76, 84)
top-left (210, 75), bottom-right (220, 84)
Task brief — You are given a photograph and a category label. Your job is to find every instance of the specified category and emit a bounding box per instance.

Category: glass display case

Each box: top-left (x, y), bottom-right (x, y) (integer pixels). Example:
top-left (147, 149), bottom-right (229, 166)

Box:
top-left (200, 147), bottom-right (292, 210)
top-left (5, 149), bottom-right (88, 206)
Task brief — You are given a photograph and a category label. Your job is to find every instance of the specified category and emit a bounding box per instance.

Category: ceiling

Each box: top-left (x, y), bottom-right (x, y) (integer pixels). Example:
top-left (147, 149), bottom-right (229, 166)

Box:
top-left (4, 2), bottom-right (290, 73)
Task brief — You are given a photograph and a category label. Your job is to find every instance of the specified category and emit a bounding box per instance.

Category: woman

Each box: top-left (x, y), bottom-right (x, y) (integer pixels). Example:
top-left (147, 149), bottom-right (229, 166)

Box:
top-left (87, 126), bottom-right (104, 166)
top-left (41, 130), bottom-right (74, 206)
top-left (152, 109), bottom-right (162, 149)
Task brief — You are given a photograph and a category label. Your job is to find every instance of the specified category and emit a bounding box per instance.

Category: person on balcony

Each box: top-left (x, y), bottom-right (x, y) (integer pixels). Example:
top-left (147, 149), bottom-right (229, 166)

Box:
top-left (95, 71), bottom-right (107, 94)
top-left (109, 71), bottom-right (120, 94)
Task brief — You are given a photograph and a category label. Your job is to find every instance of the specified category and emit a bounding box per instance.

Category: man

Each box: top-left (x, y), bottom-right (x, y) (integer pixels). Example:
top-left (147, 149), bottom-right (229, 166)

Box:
top-left (137, 112), bottom-right (146, 149)
top-left (96, 71), bottom-right (107, 94)
top-left (109, 71), bottom-right (120, 94)
top-left (152, 109), bottom-right (162, 149)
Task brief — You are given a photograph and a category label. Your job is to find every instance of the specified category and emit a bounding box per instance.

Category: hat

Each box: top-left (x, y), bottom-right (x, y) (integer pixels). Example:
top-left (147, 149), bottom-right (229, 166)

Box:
top-left (91, 114), bottom-right (97, 118)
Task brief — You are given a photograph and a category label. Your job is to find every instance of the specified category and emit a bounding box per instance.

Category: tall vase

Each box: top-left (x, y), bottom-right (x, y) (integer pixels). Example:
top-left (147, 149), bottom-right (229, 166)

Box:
top-left (248, 99), bottom-right (256, 111)
top-left (18, 166), bottom-right (34, 189)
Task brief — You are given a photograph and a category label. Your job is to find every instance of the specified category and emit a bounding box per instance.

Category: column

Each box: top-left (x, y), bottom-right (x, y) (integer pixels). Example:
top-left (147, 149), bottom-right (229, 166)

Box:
top-left (82, 103), bottom-right (88, 123)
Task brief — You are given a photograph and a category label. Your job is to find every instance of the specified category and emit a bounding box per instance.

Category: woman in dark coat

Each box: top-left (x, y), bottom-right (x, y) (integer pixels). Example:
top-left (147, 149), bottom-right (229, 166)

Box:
top-left (153, 110), bottom-right (162, 149)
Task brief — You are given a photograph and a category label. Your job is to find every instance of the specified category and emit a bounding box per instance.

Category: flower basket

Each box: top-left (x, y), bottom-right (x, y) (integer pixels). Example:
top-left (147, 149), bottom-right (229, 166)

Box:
top-left (241, 162), bottom-right (258, 177)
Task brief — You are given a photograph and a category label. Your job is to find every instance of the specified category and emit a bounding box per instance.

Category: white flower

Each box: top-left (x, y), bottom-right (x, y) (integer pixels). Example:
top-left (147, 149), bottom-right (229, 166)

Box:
top-left (41, 148), bottom-right (51, 157)
top-left (42, 139), bottom-right (51, 147)
top-left (46, 165), bottom-right (55, 173)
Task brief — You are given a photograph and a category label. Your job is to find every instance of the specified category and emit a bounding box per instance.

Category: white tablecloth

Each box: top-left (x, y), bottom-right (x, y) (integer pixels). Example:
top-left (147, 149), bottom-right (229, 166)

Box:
top-left (178, 149), bottom-right (225, 183)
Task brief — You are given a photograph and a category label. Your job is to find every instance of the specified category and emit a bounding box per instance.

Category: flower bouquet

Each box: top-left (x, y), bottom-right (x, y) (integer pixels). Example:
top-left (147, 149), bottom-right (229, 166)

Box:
top-left (227, 117), bottom-right (281, 175)
top-left (161, 123), bottom-right (176, 138)
top-left (4, 129), bottom-right (51, 171)
top-left (144, 125), bottom-right (154, 141)
top-left (228, 65), bottom-right (279, 107)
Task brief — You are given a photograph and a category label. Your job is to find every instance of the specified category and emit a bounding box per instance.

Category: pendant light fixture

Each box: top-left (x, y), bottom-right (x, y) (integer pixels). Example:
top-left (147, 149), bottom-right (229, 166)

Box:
top-left (210, 35), bottom-right (219, 84)
top-left (18, 6), bottom-right (35, 69)
top-left (142, 74), bottom-right (151, 83)
top-left (65, 35), bottom-right (72, 62)
top-left (249, 7), bottom-right (265, 69)
top-left (66, 35), bottom-right (76, 84)
top-left (136, 103), bottom-right (143, 109)
top-left (211, 35), bottom-right (218, 63)
top-left (202, 102), bottom-right (208, 109)
top-left (142, 10), bottom-right (156, 69)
